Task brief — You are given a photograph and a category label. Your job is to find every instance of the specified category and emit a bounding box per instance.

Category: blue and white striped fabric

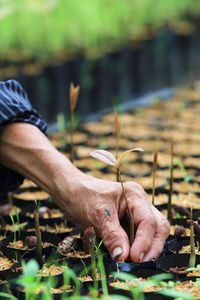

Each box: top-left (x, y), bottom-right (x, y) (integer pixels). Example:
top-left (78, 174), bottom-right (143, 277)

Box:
top-left (0, 79), bottom-right (48, 192)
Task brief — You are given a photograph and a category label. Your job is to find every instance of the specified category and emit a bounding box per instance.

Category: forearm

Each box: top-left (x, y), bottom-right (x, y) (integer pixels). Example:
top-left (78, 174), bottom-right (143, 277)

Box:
top-left (0, 122), bottom-right (82, 198)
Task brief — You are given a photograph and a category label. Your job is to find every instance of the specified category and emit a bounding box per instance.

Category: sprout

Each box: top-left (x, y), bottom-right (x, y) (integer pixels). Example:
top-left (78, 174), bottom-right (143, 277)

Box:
top-left (189, 208), bottom-right (196, 268)
top-left (34, 200), bottom-right (43, 268)
top-left (69, 82), bottom-right (80, 163)
top-left (152, 149), bottom-right (158, 206)
top-left (89, 147), bottom-right (144, 245)
top-left (114, 111), bottom-right (120, 159)
top-left (168, 138), bottom-right (174, 220)
top-left (114, 110), bottom-right (120, 182)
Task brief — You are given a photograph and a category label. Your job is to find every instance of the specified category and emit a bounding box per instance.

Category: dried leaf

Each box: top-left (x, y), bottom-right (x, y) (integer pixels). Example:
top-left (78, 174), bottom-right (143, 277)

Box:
top-left (116, 147), bottom-right (144, 167)
top-left (89, 149), bottom-right (117, 167)
top-left (70, 82), bottom-right (80, 111)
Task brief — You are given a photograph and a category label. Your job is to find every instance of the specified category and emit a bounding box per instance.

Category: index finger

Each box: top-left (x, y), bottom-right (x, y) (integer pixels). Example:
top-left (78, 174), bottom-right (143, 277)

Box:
top-left (130, 210), bottom-right (156, 262)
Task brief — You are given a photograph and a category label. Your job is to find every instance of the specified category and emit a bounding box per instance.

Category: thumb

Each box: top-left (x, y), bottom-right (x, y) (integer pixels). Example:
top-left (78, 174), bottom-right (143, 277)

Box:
top-left (101, 217), bottom-right (130, 261)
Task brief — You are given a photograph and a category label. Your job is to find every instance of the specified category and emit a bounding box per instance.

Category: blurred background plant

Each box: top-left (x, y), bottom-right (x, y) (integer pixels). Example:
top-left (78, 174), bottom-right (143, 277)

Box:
top-left (0, 0), bottom-right (198, 61)
top-left (1, 0), bottom-right (200, 125)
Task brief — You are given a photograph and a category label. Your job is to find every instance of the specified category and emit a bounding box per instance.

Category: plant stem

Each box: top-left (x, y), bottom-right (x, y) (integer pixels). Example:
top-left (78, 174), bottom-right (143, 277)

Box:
top-left (34, 203), bottom-right (43, 268)
top-left (189, 208), bottom-right (196, 268)
top-left (91, 235), bottom-right (97, 283)
top-left (116, 132), bottom-right (120, 182)
top-left (168, 138), bottom-right (174, 220)
top-left (98, 253), bottom-right (108, 296)
top-left (152, 150), bottom-right (158, 206)
top-left (118, 167), bottom-right (134, 245)
top-left (70, 107), bottom-right (74, 163)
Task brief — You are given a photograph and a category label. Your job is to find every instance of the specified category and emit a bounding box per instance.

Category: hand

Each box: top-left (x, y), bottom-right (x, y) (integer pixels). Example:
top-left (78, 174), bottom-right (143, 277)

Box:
top-left (53, 172), bottom-right (170, 262)
top-left (0, 123), bottom-right (170, 262)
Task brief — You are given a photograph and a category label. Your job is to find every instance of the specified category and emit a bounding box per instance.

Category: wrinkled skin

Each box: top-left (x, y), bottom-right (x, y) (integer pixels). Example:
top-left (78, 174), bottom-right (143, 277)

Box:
top-left (53, 170), bottom-right (170, 262)
top-left (0, 123), bottom-right (170, 262)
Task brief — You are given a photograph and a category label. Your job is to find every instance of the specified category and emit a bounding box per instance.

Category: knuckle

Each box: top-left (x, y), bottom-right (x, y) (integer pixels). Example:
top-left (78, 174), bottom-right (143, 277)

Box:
top-left (126, 182), bottom-right (146, 196)
top-left (145, 212), bottom-right (156, 228)
top-left (160, 218), bottom-right (170, 236)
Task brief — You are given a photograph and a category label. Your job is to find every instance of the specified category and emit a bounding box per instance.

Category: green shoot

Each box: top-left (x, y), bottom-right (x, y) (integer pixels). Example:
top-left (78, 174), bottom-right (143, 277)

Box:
top-left (69, 82), bottom-right (80, 163)
top-left (168, 138), bottom-right (174, 220)
top-left (14, 206), bottom-right (19, 224)
top-left (95, 239), bottom-right (103, 255)
top-left (189, 207), bottom-right (196, 268)
top-left (175, 158), bottom-right (193, 184)
top-left (14, 206), bottom-right (21, 239)
top-left (9, 213), bottom-right (16, 246)
top-left (97, 253), bottom-right (108, 297)
top-left (90, 147), bottom-right (144, 246)
top-left (34, 200), bottom-right (43, 268)
top-left (91, 233), bottom-right (97, 283)
top-left (152, 149), bottom-right (158, 206)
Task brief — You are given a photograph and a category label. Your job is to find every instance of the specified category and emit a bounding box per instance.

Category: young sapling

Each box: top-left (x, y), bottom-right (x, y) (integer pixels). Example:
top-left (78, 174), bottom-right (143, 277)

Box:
top-left (34, 200), bottom-right (43, 268)
top-left (69, 82), bottom-right (80, 163)
top-left (189, 207), bottom-right (196, 268)
top-left (168, 138), bottom-right (174, 220)
top-left (152, 149), bottom-right (158, 206)
top-left (90, 147), bottom-right (144, 245)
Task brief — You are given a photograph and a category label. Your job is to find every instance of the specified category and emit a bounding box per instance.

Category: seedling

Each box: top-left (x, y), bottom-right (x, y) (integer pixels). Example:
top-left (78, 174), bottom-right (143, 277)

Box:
top-left (168, 138), bottom-right (174, 220)
top-left (152, 149), bottom-right (158, 206)
top-left (175, 158), bottom-right (193, 184)
top-left (69, 82), bottom-right (80, 162)
top-left (90, 147), bottom-right (144, 245)
top-left (34, 200), bottom-right (43, 268)
top-left (189, 207), bottom-right (196, 268)
top-left (9, 209), bottom-right (25, 246)
top-left (114, 110), bottom-right (120, 159)
top-left (114, 111), bottom-right (120, 182)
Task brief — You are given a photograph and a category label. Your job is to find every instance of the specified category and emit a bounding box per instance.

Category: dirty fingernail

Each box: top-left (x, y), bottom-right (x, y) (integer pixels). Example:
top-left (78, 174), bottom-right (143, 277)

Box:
top-left (139, 252), bottom-right (144, 263)
top-left (112, 247), bottom-right (122, 260)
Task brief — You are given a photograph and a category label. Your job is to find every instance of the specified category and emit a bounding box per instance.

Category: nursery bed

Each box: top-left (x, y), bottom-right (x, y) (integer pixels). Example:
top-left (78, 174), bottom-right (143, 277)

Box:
top-left (2, 82), bottom-right (200, 298)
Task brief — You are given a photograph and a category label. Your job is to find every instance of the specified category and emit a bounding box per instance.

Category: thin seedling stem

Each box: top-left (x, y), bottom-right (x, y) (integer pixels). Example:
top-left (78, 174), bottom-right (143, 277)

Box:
top-left (34, 201), bottom-right (43, 268)
top-left (91, 235), bottom-right (97, 283)
top-left (168, 138), bottom-right (174, 220)
top-left (152, 150), bottom-right (158, 206)
top-left (189, 207), bottom-right (196, 268)
top-left (118, 167), bottom-right (134, 245)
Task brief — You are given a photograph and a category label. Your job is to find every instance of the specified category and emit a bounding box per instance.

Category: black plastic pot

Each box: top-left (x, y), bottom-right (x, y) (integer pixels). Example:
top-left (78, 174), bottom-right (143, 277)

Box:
top-left (11, 187), bottom-right (49, 207)
top-left (163, 236), bottom-right (200, 255)
top-left (23, 221), bottom-right (81, 241)
top-left (20, 202), bottom-right (67, 226)
top-left (156, 253), bottom-right (200, 273)
top-left (1, 231), bottom-right (60, 257)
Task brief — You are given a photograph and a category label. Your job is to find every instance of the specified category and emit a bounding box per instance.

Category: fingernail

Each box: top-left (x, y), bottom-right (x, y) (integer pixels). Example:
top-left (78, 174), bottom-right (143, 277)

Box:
top-left (139, 252), bottom-right (144, 263)
top-left (112, 247), bottom-right (122, 260)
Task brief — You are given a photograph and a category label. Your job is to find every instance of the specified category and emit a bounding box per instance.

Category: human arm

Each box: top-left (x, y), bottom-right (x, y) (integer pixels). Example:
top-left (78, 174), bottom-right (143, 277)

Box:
top-left (0, 121), bottom-right (170, 262)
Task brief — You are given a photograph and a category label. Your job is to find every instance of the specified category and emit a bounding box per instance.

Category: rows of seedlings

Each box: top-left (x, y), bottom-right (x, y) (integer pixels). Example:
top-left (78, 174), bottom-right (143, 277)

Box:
top-left (1, 82), bottom-right (200, 299)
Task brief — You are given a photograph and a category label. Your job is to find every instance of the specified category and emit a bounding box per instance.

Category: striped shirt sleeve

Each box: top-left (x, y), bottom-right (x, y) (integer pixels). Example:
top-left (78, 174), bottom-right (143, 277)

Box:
top-left (0, 79), bottom-right (48, 192)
